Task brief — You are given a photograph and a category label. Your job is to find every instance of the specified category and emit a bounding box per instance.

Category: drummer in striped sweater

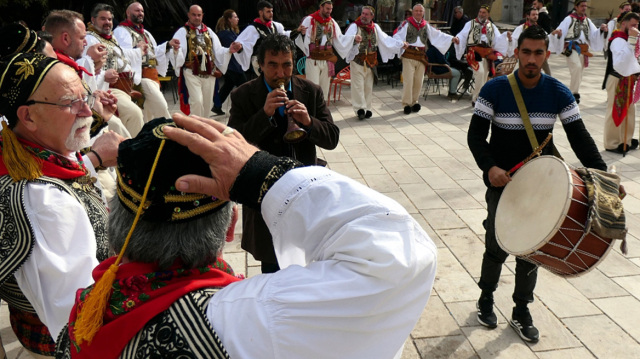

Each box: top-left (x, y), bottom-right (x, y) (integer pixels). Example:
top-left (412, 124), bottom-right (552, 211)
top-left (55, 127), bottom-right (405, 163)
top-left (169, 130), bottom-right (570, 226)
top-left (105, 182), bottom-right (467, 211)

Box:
top-left (467, 26), bottom-right (607, 343)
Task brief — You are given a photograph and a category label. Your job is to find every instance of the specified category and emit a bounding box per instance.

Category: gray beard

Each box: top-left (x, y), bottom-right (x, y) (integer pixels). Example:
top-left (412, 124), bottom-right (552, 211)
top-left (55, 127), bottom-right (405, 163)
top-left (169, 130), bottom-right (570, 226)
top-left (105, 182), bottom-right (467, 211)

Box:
top-left (65, 116), bottom-right (92, 152)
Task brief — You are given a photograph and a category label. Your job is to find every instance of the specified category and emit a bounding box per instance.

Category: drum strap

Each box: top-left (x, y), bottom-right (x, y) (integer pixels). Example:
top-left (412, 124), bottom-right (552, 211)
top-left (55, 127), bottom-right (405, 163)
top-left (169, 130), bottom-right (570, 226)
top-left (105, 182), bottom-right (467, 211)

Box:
top-left (508, 73), bottom-right (562, 158)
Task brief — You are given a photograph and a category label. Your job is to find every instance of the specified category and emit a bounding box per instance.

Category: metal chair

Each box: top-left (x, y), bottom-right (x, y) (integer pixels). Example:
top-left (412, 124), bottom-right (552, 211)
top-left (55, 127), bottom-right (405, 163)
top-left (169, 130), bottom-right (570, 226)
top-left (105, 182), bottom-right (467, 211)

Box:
top-left (423, 63), bottom-right (453, 99)
top-left (297, 56), bottom-right (306, 76)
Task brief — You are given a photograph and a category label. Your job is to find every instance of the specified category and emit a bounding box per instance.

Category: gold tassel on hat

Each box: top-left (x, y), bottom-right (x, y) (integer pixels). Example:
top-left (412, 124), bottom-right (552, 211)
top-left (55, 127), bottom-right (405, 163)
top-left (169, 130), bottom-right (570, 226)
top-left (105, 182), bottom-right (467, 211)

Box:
top-left (74, 140), bottom-right (166, 345)
top-left (1, 121), bottom-right (42, 181)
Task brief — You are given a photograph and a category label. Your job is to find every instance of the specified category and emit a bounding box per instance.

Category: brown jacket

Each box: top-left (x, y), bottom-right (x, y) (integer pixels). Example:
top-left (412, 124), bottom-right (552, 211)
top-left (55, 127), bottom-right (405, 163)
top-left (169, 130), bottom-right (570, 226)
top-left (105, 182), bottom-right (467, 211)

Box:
top-left (229, 74), bottom-right (340, 262)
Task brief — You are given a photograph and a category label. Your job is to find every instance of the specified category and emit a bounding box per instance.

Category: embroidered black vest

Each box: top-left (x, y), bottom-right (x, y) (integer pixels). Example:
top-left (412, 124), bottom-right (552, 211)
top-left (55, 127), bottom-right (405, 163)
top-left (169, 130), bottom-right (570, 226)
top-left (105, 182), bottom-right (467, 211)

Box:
top-left (312, 19), bottom-right (334, 46)
top-left (55, 288), bottom-right (229, 359)
top-left (0, 175), bottom-right (109, 312)
top-left (252, 22), bottom-right (276, 53)
top-left (467, 20), bottom-right (495, 47)
top-left (357, 26), bottom-right (378, 54)
top-left (405, 23), bottom-right (428, 46)
top-left (121, 26), bottom-right (157, 67)
top-left (566, 17), bottom-right (590, 42)
top-left (87, 31), bottom-right (130, 73)
top-left (185, 26), bottom-right (214, 64)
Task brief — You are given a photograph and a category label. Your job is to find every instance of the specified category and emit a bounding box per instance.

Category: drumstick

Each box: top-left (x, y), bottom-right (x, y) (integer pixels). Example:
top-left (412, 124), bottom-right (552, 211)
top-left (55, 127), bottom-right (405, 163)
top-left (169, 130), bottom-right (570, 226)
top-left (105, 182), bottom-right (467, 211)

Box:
top-left (508, 133), bottom-right (553, 175)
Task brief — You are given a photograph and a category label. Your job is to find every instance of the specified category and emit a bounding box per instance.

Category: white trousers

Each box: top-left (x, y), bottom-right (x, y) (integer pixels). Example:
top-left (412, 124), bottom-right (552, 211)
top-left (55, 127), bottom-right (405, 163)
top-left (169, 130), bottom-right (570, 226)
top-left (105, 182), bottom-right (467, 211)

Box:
top-left (110, 88), bottom-right (144, 137)
top-left (305, 59), bottom-right (330, 101)
top-left (106, 115), bottom-right (131, 139)
top-left (604, 76), bottom-right (636, 150)
top-left (566, 51), bottom-right (585, 95)
top-left (472, 59), bottom-right (490, 102)
top-left (401, 57), bottom-right (425, 106)
top-left (183, 68), bottom-right (216, 118)
top-left (350, 62), bottom-right (374, 113)
top-left (141, 78), bottom-right (171, 123)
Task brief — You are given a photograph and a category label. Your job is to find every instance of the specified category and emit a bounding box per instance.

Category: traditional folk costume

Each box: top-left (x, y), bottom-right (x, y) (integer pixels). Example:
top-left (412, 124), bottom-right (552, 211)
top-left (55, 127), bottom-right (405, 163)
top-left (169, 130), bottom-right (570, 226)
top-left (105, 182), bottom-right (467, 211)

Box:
top-left (394, 17), bottom-right (454, 109)
top-left (506, 22), bottom-right (551, 75)
top-left (170, 22), bottom-right (232, 117)
top-left (235, 18), bottom-right (296, 75)
top-left (454, 16), bottom-right (509, 102)
top-left (345, 17), bottom-right (404, 117)
top-left (85, 24), bottom-right (145, 137)
top-left (0, 53), bottom-right (109, 357)
top-left (550, 11), bottom-right (606, 102)
top-left (295, 9), bottom-right (354, 100)
top-left (114, 20), bottom-right (172, 124)
top-left (56, 118), bottom-right (437, 359)
top-left (603, 30), bottom-right (640, 152)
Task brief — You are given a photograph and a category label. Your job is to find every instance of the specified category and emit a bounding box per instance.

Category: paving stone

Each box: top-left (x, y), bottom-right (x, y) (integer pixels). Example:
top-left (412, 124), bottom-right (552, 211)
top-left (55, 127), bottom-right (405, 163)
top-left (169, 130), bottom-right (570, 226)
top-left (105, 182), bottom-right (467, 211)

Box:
top-left (455, 209), bottom-right (488, 237)
top-left (400, 337), bottom-right (421, 359)
top-left (563, 315), bottom-right (640, 359)
top-left (386, 191), bottom-right (419, 214)
top-left (415, 167), bottom-right (460, 189)
top-left (446, 300), bottom-right (507, 328)
top-left (567, 268), bottom-right (628, 299)
top-left (592, 295), bottom-right (640, 340)
top-left (462, 326), bottom-right (539, 359)
top-left (421, 208), bottom-right (468, 230)
top-left (612, 275), bottom-right (640, 300)
top-left (437, 228), bottom-right (485, 277)
top-left (597, 249), bottom-right (640, 277)
top-left (414, 335), bottom-right (479, 359)
top-left (433, 248), bottom-right (480, 302)
top-left (534, 348), bottom-right (596, 359)
top-left (533, 270), bottom-right (601, 318)
top-left (412, 295), bottom-right (461, 338)
top-left (401, 183), bottom-right (449, 210)
top-left (435, 188), bottom-right (484, 210)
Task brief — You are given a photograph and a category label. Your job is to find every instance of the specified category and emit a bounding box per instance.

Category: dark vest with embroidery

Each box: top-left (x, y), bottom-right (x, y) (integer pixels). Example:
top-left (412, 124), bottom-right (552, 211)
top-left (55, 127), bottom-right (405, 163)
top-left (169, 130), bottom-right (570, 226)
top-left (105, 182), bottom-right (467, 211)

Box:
top-left (405, 23), bottom-right (428, 46)
top-left (252, 21), bottom-right (276, 53)
top-left (87, 31), bottom-right (131, 73)
top-left (566, 17), bottom-right (590, 42)
top-left (0, 174), bottom-right (109, 355)
top-left (120, 27), bottom-right (157, 67)
top-left (312, 19), bottom-right (334, 46)
top-left (467, 20), bottom-right (495, 47)
top-left (357, 26), bottom-right (378, 54)
top-left (55, 288), bottom-right (229, 359)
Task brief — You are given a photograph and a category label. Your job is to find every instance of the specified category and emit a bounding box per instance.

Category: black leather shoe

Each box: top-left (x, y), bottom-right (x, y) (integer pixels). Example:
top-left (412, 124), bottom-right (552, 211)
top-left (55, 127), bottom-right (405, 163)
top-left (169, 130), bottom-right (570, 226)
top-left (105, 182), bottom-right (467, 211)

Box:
top-left (403, 106), bottom-right (411, 114)
top-left (357, 109), bottom-right (365, 120)
top-left (365, 110), bottom-right (373, 118)
top-left (411, 103), bottom-right (421, 112)
top-left (212, 106), bottom-right (225, 115)
top-left (631, 139), bottom-right (639, 150)
top-left (573, 93), bottom-right (580, 104)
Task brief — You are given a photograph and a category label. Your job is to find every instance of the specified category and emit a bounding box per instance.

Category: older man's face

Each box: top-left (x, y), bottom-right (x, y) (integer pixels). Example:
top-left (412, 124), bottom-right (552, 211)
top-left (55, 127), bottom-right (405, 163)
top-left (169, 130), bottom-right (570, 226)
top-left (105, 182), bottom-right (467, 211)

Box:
top-left (18, 64), bottom-right (93, 156)
top-left (67, 19), bottom-right (87, 59)
top-left (454, 10), bottom-right (463, 20)
top-left (92, 10), bottom-right (113, 35)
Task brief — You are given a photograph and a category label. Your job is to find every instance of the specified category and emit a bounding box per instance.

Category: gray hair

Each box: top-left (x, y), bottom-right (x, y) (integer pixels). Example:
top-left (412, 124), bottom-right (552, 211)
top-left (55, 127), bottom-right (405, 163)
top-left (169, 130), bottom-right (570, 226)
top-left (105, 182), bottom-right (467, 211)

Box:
top-left (91, 3), bottom-right (114, 19)
top-left (108, 199), bottom-right (233, 270)
top-left (454, 6), bottom-right (463, 14)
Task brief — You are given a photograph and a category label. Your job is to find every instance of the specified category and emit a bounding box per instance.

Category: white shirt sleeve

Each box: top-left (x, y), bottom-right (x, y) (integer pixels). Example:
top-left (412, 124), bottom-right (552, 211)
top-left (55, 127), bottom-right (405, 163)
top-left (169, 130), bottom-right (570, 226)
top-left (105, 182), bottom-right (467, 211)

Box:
top-left (507, 25), bottom-right (523, 57)
top-left (493, 24), bottom-right (509, 56)
top-left (587, 18), bottom-right (605, 52)
top-left (611, 37), bottom-right (640, 76)
top-left (343, 24), bottom-right (359, 63)
top-left (14, 182), bottom-right (99, 341)
top-left (295, 17), bottom-right (313, 57)
top-left (234, 26), bottom-right (260, 71)
top-left (375, 24), bottom-right (404, 63)
top-left (210, 29), bottom-right (231, 74)
top-left (331, 19), bottom-right (356, 59)
top-left (550, 16), bottom-right (571, 54)
top-left (208, 167), bottom-right (437, 359)
top-left (428, 24), bottom-right (454, 55)
top-left (170, 27), bottom-right (187, 76)
top-left (454, 21), bottom-right (472, 59)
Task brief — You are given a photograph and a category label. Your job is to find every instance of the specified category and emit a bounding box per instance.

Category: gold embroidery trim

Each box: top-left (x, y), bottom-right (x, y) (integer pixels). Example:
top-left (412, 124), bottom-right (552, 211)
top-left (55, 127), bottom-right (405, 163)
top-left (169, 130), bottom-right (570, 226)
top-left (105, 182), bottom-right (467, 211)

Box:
top-left (163, 192), bottom-right (208, 203)
top-left (171, 200), bottom-right (225, 221)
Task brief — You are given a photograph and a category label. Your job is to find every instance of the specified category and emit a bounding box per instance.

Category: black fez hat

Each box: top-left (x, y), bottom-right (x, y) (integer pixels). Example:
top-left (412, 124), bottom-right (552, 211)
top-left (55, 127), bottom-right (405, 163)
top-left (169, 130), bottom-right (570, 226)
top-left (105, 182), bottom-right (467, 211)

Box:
top-left (0, 52), bottom-right (59, 126)
top-left (117, 118), bottom-right (228, 222)
top-left (0, 23), bottom-right (40, 58)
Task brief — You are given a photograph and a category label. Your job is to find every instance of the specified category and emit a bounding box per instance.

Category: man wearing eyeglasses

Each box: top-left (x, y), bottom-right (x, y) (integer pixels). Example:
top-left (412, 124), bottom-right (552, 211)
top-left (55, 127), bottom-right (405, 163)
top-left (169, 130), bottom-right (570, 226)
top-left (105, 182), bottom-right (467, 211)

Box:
top-left (0, 53), bottom-right (120, 358)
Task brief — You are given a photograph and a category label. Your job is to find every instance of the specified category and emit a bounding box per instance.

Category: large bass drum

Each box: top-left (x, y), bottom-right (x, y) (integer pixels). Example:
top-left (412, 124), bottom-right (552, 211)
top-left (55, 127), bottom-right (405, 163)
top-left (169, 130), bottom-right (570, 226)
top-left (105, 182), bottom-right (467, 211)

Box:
top-left (495, 156), bottom-right (615, 277)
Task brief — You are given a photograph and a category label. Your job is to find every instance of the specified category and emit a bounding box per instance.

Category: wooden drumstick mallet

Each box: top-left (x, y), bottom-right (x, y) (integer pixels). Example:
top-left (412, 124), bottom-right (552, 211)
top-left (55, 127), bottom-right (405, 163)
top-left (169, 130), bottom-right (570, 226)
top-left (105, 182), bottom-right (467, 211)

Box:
top-left (508, 133), bottom-right (553, 175)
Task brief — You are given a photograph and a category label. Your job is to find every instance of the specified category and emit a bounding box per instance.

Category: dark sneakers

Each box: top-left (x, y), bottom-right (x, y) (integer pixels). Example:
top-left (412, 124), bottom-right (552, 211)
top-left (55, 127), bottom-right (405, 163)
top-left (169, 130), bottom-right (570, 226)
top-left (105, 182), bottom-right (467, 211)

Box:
top-left (365, 110), bottom-right (372, 118)
top-left (403, 105), bottom-right (411, 114)
top-left (510, 307), bottom-right (540, 343)
top-left (357, 109), bottom-right (365, 120)
top-left (476, 297), bottom-right (498, 329)
top-left (411, 103), bottom-right (421, 112)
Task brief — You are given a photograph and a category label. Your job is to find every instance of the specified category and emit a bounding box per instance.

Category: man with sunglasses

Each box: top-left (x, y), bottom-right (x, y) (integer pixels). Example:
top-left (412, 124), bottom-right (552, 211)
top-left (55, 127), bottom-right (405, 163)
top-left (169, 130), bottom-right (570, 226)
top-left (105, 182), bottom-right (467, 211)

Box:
top-left (0, 53), bottom-right (118, 357)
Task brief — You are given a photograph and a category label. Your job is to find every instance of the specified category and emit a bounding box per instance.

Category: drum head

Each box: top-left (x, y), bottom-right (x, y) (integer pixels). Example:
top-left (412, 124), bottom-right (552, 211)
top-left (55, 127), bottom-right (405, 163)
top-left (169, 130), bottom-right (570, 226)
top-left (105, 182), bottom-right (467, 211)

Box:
top-left (495, 156), bottom-right (573, 255)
